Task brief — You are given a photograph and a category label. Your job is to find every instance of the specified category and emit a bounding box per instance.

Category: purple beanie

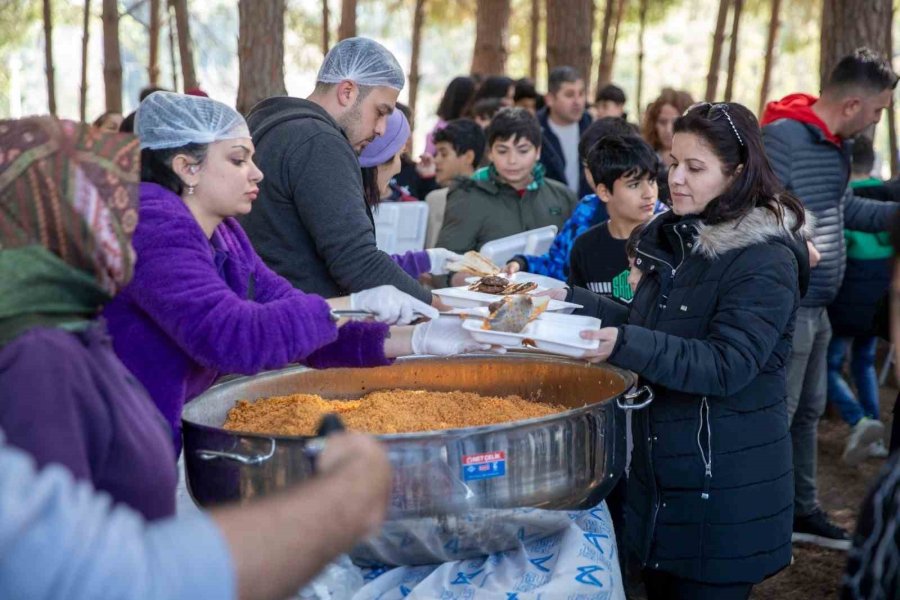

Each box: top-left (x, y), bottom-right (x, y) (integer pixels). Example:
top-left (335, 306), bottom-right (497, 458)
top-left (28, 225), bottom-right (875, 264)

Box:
top-left (359, 109), bottom-right (410, 167)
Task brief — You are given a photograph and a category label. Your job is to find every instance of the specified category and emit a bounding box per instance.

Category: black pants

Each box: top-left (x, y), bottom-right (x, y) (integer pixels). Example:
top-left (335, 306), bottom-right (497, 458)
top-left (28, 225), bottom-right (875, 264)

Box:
top-left (643, 569), bottom-right (753, 600)
top-left (891, 391), bottom-right (900, 454)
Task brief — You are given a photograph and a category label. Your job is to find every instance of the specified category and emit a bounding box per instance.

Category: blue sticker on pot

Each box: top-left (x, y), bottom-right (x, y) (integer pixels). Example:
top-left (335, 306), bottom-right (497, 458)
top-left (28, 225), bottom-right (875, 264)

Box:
top-left (462, 451), bottom-right (506, 481)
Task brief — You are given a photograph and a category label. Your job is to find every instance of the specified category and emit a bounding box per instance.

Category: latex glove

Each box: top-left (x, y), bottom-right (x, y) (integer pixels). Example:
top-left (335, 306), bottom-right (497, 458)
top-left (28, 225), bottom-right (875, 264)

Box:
top-left (425, 248), bottom-right (464, 275)
top-left (411, 317), bottom-right (500, 356)
top-left (350, 285), bottom-right (439, 325)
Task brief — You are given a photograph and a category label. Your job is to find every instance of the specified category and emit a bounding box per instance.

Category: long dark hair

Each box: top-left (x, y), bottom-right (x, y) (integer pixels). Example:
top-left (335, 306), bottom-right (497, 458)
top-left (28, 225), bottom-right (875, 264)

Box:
top-left (673, 102), bottom-right (805, 232)
top-left (437, 76), bottom-right (476, 121)
top-left (362, 165), bottom-right (381, 209)
top-left (140, 143), bottom-right (208, 195)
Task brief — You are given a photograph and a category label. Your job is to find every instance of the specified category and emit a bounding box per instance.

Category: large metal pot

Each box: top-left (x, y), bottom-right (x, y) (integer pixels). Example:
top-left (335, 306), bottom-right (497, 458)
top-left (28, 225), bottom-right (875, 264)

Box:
top-left (181, 353), bottom-right (651, 565)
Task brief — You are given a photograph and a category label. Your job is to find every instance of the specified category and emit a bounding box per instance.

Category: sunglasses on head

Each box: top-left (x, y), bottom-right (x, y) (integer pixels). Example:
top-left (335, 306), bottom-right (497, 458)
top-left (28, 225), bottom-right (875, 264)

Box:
top-left (690, 102), bottom-right (744, 148)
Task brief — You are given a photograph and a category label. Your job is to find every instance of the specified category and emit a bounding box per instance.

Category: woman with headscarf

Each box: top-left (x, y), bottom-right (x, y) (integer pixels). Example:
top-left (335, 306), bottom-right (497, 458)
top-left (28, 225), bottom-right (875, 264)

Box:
top-left (103, 92), bottom-right (489, 454)
top-left (0, 116), bottom-right (178, 520)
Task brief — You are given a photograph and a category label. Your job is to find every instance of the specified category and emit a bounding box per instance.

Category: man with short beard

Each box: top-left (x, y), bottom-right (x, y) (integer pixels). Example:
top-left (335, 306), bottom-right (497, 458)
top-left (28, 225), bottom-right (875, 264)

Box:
top-left (240, 38), bottom-right (432, 303)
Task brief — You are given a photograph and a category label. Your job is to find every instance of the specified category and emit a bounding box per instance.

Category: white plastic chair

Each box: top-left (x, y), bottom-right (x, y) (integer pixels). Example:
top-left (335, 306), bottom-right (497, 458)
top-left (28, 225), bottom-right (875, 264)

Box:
top-left (374, 202), bottom-right (430, 254)
top-left (478, 225), bottom-right (559, 266)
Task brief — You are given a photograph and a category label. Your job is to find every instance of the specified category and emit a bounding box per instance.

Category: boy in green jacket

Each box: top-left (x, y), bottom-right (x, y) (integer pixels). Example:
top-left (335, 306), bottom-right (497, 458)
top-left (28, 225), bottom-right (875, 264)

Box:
top-left (436, 107), bottom-right (579, 258)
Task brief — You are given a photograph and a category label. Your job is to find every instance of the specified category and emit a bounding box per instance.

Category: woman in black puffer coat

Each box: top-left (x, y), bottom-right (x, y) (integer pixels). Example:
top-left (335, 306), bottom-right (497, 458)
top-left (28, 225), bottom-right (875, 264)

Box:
top-left (574, 103), bottom-right (811, 599)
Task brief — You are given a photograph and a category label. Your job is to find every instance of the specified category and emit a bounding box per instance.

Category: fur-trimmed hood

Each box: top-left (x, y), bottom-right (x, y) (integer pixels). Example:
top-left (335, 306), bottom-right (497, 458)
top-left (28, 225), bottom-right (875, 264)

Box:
top-left (693, 206), bottom-right (815, 260)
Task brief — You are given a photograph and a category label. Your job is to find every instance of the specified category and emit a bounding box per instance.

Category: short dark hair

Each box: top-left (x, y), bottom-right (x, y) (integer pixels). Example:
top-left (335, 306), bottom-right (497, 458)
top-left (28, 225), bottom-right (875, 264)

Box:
top-left (470, 97), bottom-right (503, 122)
top-left (470, 76), bottom-right (515, 103)
top-left (595, 83), bottom-right (626, 105)
top-left (578, 117), bottom-right (636, 162)
top-left (548, 66), bottom-right (582, 95)
top-left (139, 86), bottom-right (168, 102)
top-left (140, 143), bottom-right (208, 195)
top-left (433, 118), bottom-right (486, 168)
top-left (514, 78), bottom-right (539, 103)
top-left (437, 76), bottom-right (477, 121)
top-left (587, 135), bottom-right (659, 192)
top-left (625, 222), bottom-right (647, 260)
top-left (486, 107), bottom-right (542, 148)
top-left (851, 135), bottom-right (876, 175)
top-left (825, 47), bottom-right (899, 96)
top-left (119, 111), bottom-right (136, 133)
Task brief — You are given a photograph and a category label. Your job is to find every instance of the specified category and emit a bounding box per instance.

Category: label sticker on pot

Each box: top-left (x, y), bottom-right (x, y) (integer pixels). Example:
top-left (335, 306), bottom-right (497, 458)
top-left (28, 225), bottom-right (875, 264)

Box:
top-left (462, 451), bottom-right (506, 481)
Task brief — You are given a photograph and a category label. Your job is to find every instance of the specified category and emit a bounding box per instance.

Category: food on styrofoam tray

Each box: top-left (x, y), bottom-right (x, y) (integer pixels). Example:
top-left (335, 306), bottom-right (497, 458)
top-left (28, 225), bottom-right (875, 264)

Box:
top-left (445, 251), bottom-right (501, 277)
top-left (468, 275), bottom-right (538, 296)
top-left (432, 286), bottom-right (581, 312)
top-left (483, 295), bottom-right (550, 333)
top-left (223, 389), bottom-right (564, 435)
top-left (462, 310), bottom-right (603, 359)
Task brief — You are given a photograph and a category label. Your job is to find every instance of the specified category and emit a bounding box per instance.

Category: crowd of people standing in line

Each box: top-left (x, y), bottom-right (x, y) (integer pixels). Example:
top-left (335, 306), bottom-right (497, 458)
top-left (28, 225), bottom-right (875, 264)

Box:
top-left (1, 35), bottom-right (900, 600)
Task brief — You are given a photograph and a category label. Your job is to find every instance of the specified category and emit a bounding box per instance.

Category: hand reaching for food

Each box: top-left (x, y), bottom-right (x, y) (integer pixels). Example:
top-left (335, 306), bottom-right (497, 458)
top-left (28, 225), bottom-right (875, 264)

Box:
top-left (579, 327), bottom-right (620, 363)
top-left (425, 248), bottom-right (464, 275)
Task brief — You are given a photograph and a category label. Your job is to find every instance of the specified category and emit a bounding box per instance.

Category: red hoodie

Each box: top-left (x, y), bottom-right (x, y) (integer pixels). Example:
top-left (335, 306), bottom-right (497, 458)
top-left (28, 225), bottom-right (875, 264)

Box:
top-left (760, 93), bottom-right (842, 146)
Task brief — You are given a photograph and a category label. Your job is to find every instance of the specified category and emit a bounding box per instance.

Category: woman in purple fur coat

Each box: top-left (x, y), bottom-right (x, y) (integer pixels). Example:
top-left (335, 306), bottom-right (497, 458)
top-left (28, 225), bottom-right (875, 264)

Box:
top-left (104, 92), bottom-right (491, 453)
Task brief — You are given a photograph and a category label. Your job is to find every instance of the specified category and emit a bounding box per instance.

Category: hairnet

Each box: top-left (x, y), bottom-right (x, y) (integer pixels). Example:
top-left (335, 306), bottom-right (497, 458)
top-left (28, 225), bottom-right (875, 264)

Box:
top-left (136, 91), bottom-right (250, 150)
top-left (316, 37), bottom-right (405, 90)
top-left (359, 109), bottom-right (410, 167)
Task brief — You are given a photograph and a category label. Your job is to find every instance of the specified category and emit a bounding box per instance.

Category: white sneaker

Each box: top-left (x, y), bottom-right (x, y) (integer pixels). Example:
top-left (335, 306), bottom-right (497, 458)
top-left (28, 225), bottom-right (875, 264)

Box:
top-left (843, 418), bottom-right (886, 466)
top-left (868, 439), bottom-right (889, 458)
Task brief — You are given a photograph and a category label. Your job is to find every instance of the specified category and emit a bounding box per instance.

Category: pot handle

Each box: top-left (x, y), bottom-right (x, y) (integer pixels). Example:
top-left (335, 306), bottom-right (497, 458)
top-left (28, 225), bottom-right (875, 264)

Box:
top-left (195, 437), bottom-right (276, 465)
top-left (616, 385), bottom-right (654, 411)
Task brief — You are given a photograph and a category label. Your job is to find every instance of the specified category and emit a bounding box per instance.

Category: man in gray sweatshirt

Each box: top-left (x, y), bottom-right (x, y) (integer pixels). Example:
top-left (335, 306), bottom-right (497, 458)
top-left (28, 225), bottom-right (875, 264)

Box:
top-left (240, 38), bottom-right (431, 304)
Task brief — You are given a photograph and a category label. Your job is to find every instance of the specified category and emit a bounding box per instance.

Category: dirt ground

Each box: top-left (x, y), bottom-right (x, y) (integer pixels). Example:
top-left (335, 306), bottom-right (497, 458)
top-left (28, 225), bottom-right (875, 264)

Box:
top-left (751, 364), bottom-right (896, 599)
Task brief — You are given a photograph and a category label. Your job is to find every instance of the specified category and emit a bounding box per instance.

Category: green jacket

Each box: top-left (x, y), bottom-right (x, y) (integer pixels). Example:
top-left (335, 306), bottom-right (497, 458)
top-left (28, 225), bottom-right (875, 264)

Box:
top-left (846, 178), bottom-right (894, 260)
top-left (436, 164), bottom-right (580, 254)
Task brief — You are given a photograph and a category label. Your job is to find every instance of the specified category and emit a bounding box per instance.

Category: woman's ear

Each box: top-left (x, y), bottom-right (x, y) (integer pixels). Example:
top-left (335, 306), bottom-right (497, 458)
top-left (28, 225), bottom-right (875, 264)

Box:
top-left (171, 154), bottom-right (199, 186)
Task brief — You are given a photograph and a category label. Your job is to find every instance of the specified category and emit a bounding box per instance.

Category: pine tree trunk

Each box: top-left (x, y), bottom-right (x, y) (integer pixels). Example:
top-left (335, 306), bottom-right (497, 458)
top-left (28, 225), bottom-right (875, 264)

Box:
top-left (528, 0), bottom-right (540, 80)
top-left (322, 0), bottom-right (330, 54)
top-left (338, 0), bottom-right (356, 41)
top-left (596, 0), bottom-right (615, 90)
top-left (471, 0), bottom-right (511, 75)
top-left (408, 0), bottom-right (427, 134)
top-left (600, 0), bottom-right (626, 88)
top-left (43, 0), bottom-right (56, 116)
top-left (820, 0), bottom-right (892, 88)
top-left (704, 0), bottom-right (730, 101)
top-left (236, 0), bottom-right (287, 115)
top-left (546, 0), bottom-right (594, 89)
top-left (170, 0), bottom-right (198, 90)
top-left (102, 0), bottom-right (123, 112)
top-left (167, 3), bottom-right (179, 90)
top-left (723, 0), bottom-right (743, 102)
top-left (80, 0), bottom-right (91, 121)
top-left (635, 0), bottom-right (647, 116)
top-left (758, 0), bottom-right (781, 116)
top-left (148, 0), bottom-right (161, 85)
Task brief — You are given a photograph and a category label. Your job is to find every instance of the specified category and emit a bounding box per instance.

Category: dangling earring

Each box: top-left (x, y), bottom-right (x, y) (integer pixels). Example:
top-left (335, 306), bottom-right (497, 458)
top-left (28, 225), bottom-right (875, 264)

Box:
top-left (186, 184), bottom-right (195, 195)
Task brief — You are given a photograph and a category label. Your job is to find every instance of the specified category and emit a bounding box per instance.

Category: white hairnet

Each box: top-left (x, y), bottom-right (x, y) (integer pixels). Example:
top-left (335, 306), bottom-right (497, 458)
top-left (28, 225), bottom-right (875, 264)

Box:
top-left (316, 37), bottom-right (405, 90)
top-left (135, 91), bottom-right (251, 150)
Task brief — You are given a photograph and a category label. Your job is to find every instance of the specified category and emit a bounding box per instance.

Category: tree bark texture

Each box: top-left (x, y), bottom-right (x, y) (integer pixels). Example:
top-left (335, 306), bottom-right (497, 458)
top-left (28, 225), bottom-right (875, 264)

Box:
top-left (322, 0), bottom-right (330, 55)
top-left (528, 0), bottom-right (540, 80)
top-left (636, 0), bottom-right (647, 115)
top-left (547, 0), bottom-right (595, 89)
top-left (471, 0), bottom-right (510, 75)
top-left (80, 0), bottom-right (91, 121)
top-left (43, 0), bottom-right (56, 116)
top-left (167, 3), bottom-right (179, 90)
top-left (338, 0), bottom-right (356, 41)
top-left (236, 0), bottom-right (287, 115)
top-left (148, 0), bottom-right (161, 85)
top-left (723, 0), bottom-right (743, 102)
top-left (601, 0), bottom-right (626, 89)
top-left (170, 0), bottom-right (198, 91)
top-left (704, 0), bottom-right (730, 101)
top-left (408, 0), bottom-right (427, 134)
top-left (758, 0), bottom-right (781, 116)
top-left (820, 0), bottom-right (892, 88)
top-left (102, 0), bottom-right (122, 113)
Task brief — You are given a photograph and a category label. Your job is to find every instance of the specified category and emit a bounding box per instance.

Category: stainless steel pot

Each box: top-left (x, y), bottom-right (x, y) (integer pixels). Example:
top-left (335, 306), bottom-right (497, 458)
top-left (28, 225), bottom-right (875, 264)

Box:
top-left (181, 353), bottom-right (652, 565)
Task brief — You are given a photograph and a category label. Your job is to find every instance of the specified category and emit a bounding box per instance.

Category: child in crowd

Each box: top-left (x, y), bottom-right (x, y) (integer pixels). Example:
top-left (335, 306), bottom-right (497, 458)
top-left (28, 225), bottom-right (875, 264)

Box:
top-left (470, 98), bottom-right (504, 131)
top-left (436, 107), bottom-right (578, 257)
top-left (826, 135), bottom-right (891, 464)
top-left (424, 119), bottom-right (486, 248)
top-left (505, 117), bottom-right (637, 280)
top-left (514, 78), bottom-right (542, 115)
top-left (591, 83), bottom-right (627, 120)
top-left (567, 135), bottom-right (658, 304)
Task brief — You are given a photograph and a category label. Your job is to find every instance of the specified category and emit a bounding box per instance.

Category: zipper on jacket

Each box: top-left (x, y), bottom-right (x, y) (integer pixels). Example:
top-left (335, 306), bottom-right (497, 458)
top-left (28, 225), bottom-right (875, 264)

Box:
top-left (697, 396), bottom-right (713, 500)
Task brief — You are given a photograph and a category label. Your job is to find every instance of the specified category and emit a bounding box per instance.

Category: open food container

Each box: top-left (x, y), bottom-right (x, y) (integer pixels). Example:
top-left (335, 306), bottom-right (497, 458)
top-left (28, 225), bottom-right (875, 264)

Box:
top-left (463, 312), bottom-right (602, 359)
top-left (181, 354), bottom-right (652, 566)
top-left (433, 286), bottom-right (581, 312)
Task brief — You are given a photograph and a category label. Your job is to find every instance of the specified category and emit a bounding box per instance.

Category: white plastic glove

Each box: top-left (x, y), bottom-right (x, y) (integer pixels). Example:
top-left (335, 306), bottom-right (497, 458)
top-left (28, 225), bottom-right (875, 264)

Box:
top-left (425, 248), bottom-right (464, 275)
top-left (349, 285), bottom-right (439, 325)
top-left (411, 317), bottom-right (499, 356)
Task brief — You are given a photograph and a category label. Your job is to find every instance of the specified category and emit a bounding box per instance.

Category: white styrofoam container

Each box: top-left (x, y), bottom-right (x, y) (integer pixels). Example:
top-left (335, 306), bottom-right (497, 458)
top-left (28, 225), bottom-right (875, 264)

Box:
top-left (433, 287), bottom-right (581, 313)
top-left (461, 312), bottom-right (602, 358)
top-left (464, 271), bottom-right (566, 291)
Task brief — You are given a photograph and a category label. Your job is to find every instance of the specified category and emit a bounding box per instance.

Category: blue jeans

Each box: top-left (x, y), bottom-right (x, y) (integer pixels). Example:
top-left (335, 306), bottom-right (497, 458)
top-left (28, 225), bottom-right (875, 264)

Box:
top-left (826, 336), bottom-right (880, 426)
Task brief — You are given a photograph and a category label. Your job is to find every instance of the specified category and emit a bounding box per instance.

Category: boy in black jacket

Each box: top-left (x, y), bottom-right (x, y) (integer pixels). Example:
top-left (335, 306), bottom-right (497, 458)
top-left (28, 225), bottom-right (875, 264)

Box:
top-left (567, 135), bottom-right (659, 304)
